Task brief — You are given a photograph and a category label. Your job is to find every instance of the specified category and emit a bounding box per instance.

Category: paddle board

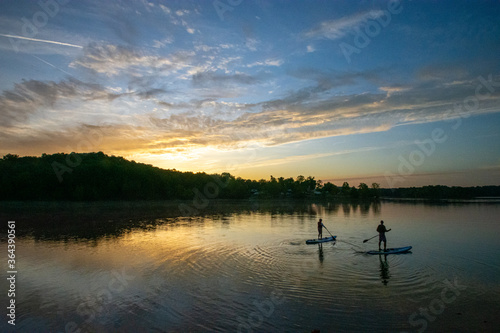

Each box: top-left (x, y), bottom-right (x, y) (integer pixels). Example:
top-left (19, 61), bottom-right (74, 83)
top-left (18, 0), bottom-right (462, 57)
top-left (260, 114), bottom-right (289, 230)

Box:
top-left (366, 246), bottom-right (412, 255)
top-left (306, 236), bottom-right (336, 244)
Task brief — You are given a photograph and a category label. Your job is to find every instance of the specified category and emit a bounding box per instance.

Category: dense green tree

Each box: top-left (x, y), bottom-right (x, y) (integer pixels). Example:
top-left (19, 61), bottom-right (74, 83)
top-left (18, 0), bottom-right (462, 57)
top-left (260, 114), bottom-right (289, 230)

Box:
top-left (358, 183), bottom-right (370, 199)
top-left (1, 152), bottom-right (497, 201)
top-left (322, 182), bottom-right (339, 196)
top-left (371, 183), bottom-right (381, 198)
top-left (264, 176), bottom-right (281, 197)
top-left (341, 182), bottom-right (351, 196)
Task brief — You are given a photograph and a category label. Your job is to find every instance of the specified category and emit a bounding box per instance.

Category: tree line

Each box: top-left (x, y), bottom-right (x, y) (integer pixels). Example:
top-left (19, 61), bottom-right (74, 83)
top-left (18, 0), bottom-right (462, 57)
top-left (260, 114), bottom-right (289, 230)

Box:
top-left (379, 185), bottom-right (500, 200)
top-left (1, 152), bottom-right (498, 201)
top-left (0, 152), bottom-right (380, 201)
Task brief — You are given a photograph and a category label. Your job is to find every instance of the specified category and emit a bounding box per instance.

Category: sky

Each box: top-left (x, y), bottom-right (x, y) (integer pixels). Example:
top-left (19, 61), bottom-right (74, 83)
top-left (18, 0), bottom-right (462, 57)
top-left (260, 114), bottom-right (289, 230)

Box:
top-left (1, 0), bottom-right (500, 188)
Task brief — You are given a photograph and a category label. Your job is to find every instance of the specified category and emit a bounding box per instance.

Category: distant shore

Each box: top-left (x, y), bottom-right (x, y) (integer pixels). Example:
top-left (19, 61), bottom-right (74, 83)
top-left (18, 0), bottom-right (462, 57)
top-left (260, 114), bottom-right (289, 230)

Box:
top-left (1, 152), bottom-right (499, 202)
top-left (381, 196), bottom-right (500, 203)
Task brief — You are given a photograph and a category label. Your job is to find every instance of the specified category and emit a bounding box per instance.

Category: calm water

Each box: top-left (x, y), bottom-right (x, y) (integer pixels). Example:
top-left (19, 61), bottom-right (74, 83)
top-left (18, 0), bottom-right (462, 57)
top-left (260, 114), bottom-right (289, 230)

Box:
top-left (1, 200), bottom-right (499, 332)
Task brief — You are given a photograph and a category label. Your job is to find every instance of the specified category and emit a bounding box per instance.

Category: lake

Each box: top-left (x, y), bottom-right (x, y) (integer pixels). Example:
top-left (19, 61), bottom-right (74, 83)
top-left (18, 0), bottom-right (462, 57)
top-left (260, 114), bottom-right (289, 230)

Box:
top-left (1, 200), bottom-right (499, 332)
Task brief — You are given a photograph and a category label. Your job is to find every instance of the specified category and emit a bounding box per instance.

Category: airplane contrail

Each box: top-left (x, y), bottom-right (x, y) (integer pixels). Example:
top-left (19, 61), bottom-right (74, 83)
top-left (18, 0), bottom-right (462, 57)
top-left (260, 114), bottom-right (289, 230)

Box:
top-left (0, 33), bottom-right (83, 48)
top-left (32, 55), bottom-right (74, 76)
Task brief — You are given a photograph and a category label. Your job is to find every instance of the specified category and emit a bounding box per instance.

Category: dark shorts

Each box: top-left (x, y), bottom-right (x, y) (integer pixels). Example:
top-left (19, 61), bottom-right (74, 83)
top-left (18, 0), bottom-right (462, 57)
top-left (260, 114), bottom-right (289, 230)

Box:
top-left (379, 234), bottom-right (386, 242)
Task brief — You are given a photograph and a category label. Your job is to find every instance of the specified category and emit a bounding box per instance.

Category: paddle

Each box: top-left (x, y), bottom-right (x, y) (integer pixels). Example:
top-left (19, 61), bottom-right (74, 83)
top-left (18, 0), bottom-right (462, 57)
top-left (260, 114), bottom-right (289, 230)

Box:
top-left (363, 234), bottom-right (378, 243)
top-left (323, 225), bottom-right (334, 239)
top-left (363, 229), bottom-right (391, 243)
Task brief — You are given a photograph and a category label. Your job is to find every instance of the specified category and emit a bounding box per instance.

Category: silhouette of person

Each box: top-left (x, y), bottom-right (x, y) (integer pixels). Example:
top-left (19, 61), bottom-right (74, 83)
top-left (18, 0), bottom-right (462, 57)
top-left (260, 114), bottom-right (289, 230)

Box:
top-left (317, 218), bottom-right (324, 239)
top-left (377, 220), bottom-right (391, 251)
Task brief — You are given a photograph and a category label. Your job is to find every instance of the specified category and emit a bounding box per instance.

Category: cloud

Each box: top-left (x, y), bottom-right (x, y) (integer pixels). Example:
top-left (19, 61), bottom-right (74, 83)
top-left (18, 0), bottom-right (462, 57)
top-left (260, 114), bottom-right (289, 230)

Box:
top-left (379, 85), bottom-right (410, 97)
top-left (3, 46), bottom-right (500, 165)
top-left (135, 88), bottom-right (170, 99)
top-left (192, 71), bottom-right (260, 87)
top-left (210, 69), bottom-right (500, 148)
top-left (153, 37), bottom-right (174, 48)
top-left (144, 2), bottom-right (198, 35)
top-left (3, 72), bottom-right (500, 163)
top-left (0, 13), bottom-right (91, 55)
top-left (159, 4), bottom-right (171, 14)
top-left (245, 37), bottom-right (259, 51)
top-left (0, 123), bottom-right (157, 157)
top-left (416, 64), bottom-right (469, 82)
top-left (303, 10), bottom-right (385, 40)
top-left (0, 78), bottom-right (122, 128)
top-left (236, 146), bottom-right (390, 170)
top-left (246, 58), bottom-right (284, 68)
top-left (257, 69), bottom-right (380, 112)
top-left (70, 43), bottom-right (194, 76)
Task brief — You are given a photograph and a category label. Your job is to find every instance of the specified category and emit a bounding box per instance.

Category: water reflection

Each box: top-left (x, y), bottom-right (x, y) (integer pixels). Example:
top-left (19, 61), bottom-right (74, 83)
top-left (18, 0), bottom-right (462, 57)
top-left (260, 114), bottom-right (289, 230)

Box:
top-left (0, 200), bottom-right (498, 332)
top-left (342, 202), bottom-right (352, 216)
top-left (379, 255), bottom-right (390, 285)
top-left (318, 243), bottom-right (324, 263)
top-left (0, 199), bottom-right (382, 241)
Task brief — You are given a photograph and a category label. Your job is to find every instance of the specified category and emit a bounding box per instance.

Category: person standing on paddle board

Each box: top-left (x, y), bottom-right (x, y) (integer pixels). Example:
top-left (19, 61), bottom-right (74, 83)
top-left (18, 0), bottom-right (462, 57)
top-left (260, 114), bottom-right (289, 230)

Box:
top-left (377, 220), bottom-right (391, 251)
top-left (318, 218), bottom-right (324, 239)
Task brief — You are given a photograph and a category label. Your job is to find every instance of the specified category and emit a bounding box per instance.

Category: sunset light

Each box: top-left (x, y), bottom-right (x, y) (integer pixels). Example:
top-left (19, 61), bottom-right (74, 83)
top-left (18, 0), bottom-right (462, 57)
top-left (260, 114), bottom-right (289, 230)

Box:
top-left (1, 2), bottom-right (500, 332)
top-left (1, 1), bottom-right (499, 187)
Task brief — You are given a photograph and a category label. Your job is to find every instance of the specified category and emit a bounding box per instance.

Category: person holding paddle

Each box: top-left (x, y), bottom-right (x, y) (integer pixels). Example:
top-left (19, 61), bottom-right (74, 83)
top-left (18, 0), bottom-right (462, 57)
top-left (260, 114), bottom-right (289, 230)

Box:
top-left (306, 219), bottom-right (336, 244)
top-left (377, 220), bottom-right (391, 251)
top-left (317, 218), bottom-right (324, 239)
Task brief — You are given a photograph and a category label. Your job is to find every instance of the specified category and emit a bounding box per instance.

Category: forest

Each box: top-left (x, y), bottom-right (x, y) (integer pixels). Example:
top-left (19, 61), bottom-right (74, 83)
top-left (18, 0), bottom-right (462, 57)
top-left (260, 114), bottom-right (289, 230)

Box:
top-left (378, 185), bottom-right (500, 200)
top-left (0, 152), bottom-right (498, 201)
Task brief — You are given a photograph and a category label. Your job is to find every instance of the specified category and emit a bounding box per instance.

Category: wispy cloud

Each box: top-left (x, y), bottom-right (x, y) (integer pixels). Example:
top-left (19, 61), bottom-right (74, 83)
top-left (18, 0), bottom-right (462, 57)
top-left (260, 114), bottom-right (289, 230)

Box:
top-left (70, 43), bottom-right (194, 76)
top-left (236, 145), bottom-right (389, 170)
top-left (2, 68), bottom-right (500, 166)
top-left (0, 78), bottom-right (120, 128)
top-left (152, 36), bottom-right (174, 48)
top-left (303, 10), bottom-right (384, 40)
top-left (145, 1), bottom-right (199, 34)
top-left (247, 58), bottom-right (284, 68)
top-left (192, 71), bottom-right (260, 87)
